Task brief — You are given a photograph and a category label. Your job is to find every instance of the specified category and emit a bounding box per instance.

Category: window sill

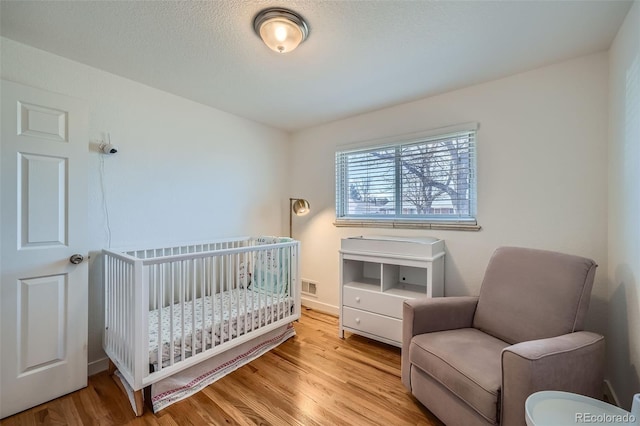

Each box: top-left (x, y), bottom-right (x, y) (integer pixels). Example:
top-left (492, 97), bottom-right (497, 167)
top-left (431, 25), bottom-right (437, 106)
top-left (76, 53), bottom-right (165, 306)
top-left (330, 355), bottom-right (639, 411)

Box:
top-left (333, 219), bottom-right (482, 231)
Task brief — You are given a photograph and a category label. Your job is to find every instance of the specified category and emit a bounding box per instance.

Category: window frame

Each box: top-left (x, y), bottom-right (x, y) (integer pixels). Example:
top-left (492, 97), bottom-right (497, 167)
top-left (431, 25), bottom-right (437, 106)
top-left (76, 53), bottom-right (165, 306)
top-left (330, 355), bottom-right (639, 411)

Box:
top-left (334, 123), bottom-right (480, 231)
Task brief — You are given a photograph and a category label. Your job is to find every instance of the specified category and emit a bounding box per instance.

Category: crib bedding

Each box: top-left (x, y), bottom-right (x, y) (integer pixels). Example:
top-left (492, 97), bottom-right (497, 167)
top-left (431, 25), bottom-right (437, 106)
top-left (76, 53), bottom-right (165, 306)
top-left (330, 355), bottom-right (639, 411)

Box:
top-left (148, 288), bottom-right (293, 366)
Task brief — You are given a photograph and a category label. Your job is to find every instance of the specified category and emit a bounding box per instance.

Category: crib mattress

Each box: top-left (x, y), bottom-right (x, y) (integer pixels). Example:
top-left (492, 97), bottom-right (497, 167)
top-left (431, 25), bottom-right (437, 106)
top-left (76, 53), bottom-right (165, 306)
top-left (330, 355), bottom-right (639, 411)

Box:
top-left (148, 288), bottom-right (293, 367)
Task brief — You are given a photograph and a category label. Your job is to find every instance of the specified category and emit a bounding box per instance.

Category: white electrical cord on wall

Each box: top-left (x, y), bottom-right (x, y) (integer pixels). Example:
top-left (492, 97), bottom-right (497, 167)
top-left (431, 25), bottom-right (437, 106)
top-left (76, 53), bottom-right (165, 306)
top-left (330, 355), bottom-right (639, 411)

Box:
top-left (99, 152), bottom-right (113, 248)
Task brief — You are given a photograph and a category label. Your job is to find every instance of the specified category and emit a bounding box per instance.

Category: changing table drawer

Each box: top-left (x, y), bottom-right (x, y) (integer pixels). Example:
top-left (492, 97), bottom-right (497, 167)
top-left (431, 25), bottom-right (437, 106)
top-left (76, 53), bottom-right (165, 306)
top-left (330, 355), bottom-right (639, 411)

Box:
top-left (342, 307), bottom-right (402, 343)
top-left (343, 286), bottom-right (405, 319)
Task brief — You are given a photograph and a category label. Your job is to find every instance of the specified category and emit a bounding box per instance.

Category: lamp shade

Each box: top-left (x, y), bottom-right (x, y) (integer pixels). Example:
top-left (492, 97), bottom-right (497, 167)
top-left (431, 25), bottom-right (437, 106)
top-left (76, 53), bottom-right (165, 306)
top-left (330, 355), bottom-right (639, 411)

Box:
top-left (292, 199), bottom-right (310, 216)
top-left (254, 8), bottom-right (309, 53)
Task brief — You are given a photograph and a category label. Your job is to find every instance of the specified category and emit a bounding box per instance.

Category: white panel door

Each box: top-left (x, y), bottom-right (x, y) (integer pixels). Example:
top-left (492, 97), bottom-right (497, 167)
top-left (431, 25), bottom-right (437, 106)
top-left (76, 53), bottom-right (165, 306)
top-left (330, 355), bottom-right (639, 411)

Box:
top-left (1, 80), bottom-right (88, 418)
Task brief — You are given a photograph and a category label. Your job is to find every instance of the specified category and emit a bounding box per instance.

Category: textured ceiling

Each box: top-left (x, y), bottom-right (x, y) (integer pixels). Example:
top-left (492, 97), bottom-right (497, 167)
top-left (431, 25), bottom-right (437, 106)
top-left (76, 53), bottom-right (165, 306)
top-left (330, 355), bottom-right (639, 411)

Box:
top-left (0, 1), bottom-right (632, 131)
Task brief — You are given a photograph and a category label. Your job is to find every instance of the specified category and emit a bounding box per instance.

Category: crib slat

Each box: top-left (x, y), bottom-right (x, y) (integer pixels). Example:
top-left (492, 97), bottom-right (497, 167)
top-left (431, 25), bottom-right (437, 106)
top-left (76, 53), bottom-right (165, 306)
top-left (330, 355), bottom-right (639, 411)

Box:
top-left (273, 247), bottom-right (278, 324)
top-left (263, 248), bottom-right (267, 325)
top-left (226, 254), bottom-right (232, 344)
top-left (200, 257), bottom-right (206, 352)
top-left (192, 259), bottom-right (197, 357)
top-left (117, 260), bottom-right (122, 366)
top-left (212, 257), bottom-right (218, 349)
top-left (288, 246), bottom-right (292, 319)
top-left (125, 263), bottom-right (129, 371)
top-left (250, 247), bottom-right (254, 329)
top-left (157, 264), bottom-right (163, 373)
top-left (169, 262), bottom-right (175, 367)
top-left (277, 247), bottom-right (282, 322)
top-left (218, 256), bottom-right (223, 344)
top-left (126, 263), bottom-right (131, 371)
top-left (180, 260), bottom-right (186, 363)
top-left (114, 258), bottom-right (118, 364)
top-left (267, 248), bottom-right (273, 325)
top-left (235, 253), bottom-right (240, 336)
top-left (117, 257), bottom-right (124, 373)
top-left (125, 262), bottom-right (130, 369)
top-left (243, 252), bottom-right (248, 335)
top-left (256, 250), bottom-right (261, 331)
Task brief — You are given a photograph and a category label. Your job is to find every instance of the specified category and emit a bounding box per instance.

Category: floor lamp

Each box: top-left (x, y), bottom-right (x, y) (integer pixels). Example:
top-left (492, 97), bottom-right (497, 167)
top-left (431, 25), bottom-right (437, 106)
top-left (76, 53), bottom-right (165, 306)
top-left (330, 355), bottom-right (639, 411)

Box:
top-left (289, 198), bottom-right (310, 238)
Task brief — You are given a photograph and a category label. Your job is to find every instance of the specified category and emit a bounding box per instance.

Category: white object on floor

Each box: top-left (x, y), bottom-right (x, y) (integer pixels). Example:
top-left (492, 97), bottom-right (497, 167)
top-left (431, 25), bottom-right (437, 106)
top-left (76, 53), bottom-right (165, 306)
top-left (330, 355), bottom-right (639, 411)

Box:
top-left (525, 391), bottom-right (639, 426)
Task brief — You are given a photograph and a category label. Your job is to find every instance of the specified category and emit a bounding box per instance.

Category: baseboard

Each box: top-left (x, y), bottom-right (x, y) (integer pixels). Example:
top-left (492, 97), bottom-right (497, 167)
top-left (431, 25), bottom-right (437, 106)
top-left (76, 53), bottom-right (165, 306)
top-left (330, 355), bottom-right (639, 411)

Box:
top-left (301, 298), bottom-right (339, 316)
top-left (604, 379), bottom-right (621, 407)
top-left (88, 357), bottom-right (109, 376)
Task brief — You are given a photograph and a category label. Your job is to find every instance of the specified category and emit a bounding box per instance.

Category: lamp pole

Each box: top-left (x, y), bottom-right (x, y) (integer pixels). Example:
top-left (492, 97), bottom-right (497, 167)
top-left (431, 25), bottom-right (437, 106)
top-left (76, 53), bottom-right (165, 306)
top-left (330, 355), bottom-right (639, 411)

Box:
top-left (289, 198), bottom-right (294, 238)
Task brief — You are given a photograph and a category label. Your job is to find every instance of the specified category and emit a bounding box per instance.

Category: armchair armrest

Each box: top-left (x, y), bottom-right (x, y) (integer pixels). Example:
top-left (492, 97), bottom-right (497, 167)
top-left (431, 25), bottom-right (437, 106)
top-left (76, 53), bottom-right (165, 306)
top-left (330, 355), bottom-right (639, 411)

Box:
top-left (501, 331), bottom-right (605, 426)
top-left (401, 296), bottom-right (479, 388)
top-left (403, 296), bottom-right (479, 337)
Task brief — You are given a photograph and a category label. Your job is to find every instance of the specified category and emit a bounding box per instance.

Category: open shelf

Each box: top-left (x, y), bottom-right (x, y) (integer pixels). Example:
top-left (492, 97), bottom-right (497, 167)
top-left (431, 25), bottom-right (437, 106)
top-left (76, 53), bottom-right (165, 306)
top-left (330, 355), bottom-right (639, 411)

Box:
top-left (385, 282), bottom-right (427, 298)
top-left (343, 279), bottom-right (381, 293)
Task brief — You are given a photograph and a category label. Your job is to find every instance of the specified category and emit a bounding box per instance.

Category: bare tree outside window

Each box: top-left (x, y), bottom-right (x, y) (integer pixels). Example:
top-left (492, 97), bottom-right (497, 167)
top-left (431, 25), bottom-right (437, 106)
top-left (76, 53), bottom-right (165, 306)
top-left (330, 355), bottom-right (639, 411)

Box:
top-left (336, 129), bottom-right (476, 223)
top-left (345, 149), bottom-right (395, 216)
top-left (398, 137), bottom-right (472, 216)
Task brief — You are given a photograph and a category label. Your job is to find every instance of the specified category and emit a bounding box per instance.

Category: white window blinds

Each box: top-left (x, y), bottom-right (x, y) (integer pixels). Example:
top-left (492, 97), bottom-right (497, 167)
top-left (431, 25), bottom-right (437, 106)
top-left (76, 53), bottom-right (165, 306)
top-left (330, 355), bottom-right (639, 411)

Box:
top-left (336, 127), bottom-right (477, 224)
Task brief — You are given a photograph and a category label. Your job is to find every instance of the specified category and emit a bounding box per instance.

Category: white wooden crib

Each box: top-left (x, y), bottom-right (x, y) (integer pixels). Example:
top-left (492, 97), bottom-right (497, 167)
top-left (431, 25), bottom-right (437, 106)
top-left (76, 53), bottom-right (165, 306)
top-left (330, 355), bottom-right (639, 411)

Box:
top-left (102, 236), bottom-right (300, 415)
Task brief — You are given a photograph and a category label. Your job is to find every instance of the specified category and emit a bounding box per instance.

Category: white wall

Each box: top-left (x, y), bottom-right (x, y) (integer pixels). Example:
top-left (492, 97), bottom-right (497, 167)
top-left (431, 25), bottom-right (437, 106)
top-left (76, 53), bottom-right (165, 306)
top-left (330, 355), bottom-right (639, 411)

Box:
top-left (1, 38), bottom-right (291, 370)
top-left (608, 1), bottom-right (640, 410)
top-left (291, 53), bottom-right (610, 334)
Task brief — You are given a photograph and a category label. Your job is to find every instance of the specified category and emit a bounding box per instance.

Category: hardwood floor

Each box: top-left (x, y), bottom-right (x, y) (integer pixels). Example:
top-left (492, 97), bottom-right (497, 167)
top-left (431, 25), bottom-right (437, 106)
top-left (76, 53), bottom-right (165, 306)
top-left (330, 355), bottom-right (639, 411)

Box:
top-left (2, 309), bottom-right (443, 425)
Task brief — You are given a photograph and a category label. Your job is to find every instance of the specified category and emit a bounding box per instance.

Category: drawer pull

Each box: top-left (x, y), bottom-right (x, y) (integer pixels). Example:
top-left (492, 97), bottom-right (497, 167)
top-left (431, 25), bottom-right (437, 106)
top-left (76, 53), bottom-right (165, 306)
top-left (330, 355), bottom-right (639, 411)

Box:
top-left (355, 297), bottom-right (361, 303)
top-left (355, 317), bottom-right (360, 324)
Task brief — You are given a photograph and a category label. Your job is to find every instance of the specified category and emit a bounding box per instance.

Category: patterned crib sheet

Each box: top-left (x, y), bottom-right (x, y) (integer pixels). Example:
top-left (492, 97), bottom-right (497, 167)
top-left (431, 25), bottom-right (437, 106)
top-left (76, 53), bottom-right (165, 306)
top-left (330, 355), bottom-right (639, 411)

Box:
top-left (148, 288), bottom-right (293, 367)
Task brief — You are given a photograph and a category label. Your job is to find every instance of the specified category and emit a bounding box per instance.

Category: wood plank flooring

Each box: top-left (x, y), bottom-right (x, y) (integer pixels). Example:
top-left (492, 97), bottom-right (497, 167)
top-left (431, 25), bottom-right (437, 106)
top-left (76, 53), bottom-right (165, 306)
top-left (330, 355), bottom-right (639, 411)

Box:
top-left (2, 309), bottom-right (443, 425)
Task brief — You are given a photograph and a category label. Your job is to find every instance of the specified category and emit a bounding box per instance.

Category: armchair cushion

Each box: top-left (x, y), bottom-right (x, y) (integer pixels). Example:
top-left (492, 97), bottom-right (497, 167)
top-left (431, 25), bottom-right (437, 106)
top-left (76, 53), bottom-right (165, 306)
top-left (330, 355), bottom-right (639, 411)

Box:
top-left (402, 296), bottom-right (479, 387)
top-left (473, 247), bottom-right (597, 344)
top-left (410, 328), bottom-right (510, 423)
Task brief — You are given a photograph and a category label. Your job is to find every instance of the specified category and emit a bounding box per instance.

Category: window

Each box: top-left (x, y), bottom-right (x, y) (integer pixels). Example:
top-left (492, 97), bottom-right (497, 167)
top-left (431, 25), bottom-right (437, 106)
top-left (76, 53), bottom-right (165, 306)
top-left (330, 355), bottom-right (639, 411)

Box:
top-left (335, 124), bottom-right (478, 229)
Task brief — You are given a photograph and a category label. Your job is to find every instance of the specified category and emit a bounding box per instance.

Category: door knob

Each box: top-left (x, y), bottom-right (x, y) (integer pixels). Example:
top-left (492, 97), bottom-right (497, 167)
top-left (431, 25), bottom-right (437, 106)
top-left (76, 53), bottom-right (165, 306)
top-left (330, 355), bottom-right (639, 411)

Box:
top-left (69, 254), bottom-right (84, 264)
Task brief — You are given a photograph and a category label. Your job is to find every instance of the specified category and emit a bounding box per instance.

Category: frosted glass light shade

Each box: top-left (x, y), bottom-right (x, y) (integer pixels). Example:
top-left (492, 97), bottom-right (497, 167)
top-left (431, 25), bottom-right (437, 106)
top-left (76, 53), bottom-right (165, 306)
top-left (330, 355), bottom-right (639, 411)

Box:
top-left (254, 8), bottom-right (309, 54)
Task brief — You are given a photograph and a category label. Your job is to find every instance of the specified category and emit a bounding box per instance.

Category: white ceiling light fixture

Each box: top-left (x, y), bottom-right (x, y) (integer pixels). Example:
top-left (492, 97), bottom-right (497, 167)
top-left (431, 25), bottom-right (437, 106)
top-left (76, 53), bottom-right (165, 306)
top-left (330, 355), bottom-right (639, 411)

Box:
top-left (253, 8), bottom-right (309, 54)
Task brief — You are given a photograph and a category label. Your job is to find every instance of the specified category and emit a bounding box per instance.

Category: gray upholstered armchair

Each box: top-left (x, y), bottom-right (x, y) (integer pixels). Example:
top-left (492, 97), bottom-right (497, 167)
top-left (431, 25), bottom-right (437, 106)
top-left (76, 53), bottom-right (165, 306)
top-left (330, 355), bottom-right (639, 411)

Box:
top-left (402, 247), bottom-right (605, 426)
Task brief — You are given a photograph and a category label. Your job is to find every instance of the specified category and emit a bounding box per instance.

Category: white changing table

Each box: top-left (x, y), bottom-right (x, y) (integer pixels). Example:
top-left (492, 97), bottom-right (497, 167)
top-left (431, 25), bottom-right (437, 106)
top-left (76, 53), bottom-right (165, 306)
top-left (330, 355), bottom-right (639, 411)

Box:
top-left (338, 235), bottom-right (445, 347)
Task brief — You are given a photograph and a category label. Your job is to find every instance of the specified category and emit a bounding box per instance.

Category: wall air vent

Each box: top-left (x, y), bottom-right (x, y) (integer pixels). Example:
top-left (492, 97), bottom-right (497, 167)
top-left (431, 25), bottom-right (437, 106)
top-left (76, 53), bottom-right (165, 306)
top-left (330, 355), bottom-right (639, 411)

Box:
top-left (301, 279), bottom-right (318, 296)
